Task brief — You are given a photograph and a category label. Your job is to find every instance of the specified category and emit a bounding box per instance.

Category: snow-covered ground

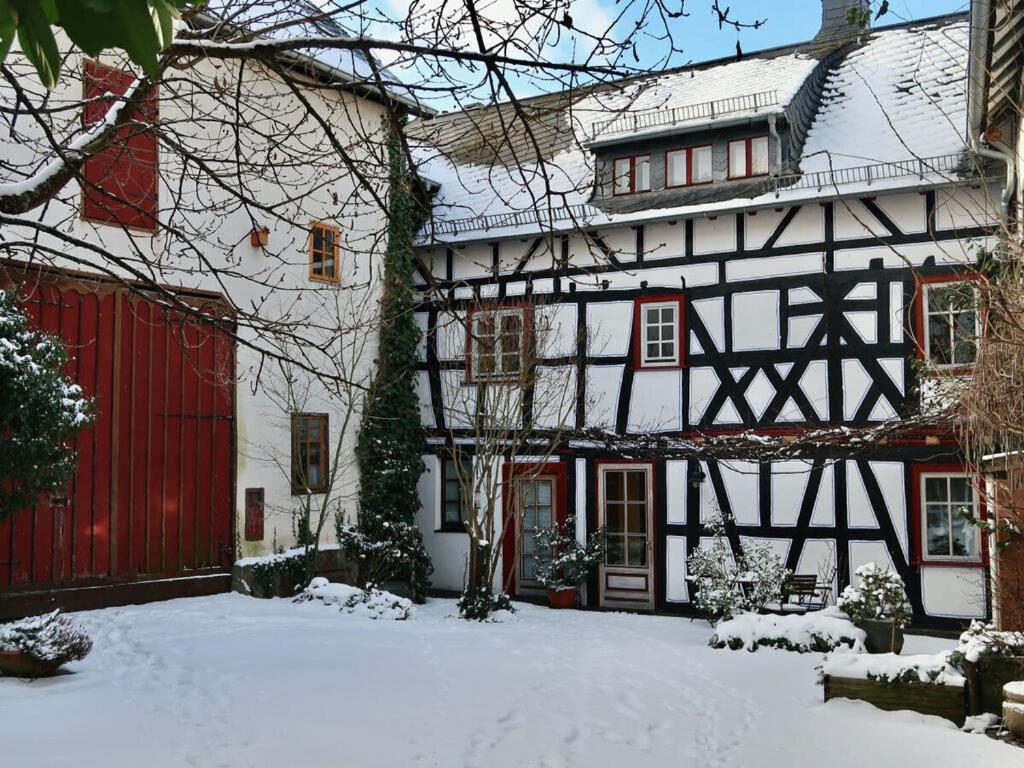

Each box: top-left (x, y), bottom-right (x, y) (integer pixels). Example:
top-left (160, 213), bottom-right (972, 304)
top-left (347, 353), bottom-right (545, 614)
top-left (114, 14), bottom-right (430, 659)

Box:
top-left (0, 595), bottom-right (1019, 768)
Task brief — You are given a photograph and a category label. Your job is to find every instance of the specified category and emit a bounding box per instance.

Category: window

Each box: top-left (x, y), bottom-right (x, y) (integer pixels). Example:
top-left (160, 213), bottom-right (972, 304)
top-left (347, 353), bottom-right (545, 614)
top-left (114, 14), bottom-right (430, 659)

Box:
top-left (309, 221), bottom-right (340, 283)
top-left (82, 60), bottom-right (159, 231)
top-left (291, 413), bottom-right (329, 494)
top-left (613, 155), bottom-right (650, 195)
top-left (921, 473), bottom-right (980, 561)
top-left (728, 136), bottom-right (770, 179)
top-left (602, 467), bottom-right (650, 567)
top-left (666, 146), bottom-right (713, 187)
top-left (442, 454), bottom-right (473, 530)
top-left (469, 306), bottom-right (526, 381)
top-left (635, 296), bottom-right (684, 369)
top-left (923, 282), bottom-right (978, 367)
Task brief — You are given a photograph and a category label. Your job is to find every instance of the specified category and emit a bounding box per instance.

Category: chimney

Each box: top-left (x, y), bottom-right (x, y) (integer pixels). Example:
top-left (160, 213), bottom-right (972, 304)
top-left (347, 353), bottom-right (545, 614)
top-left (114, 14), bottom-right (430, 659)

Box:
top-left (813, 0), bottom-right (869, 45)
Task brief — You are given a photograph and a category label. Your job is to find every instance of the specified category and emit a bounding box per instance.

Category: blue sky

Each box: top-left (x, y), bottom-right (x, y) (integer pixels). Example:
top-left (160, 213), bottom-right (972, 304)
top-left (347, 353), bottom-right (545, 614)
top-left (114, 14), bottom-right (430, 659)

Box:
top-left (653, 0), bottom-right (967, 65)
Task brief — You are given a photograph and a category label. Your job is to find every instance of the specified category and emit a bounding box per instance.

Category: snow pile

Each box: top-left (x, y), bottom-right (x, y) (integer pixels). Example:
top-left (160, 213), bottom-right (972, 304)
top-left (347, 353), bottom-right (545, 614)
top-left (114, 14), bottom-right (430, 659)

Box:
top-left (294, 577), bottom-right (414, 620)
top-left (0, 610), bottom-right (93, 667)
top-left (952, 620), bottom-right (1024, 663)
top-left (710, 608), bottom-right (865, 653)
top-left (822, 652), bottom-right (965, 687)
top-left (962, 712), bottom-right (1002, 734)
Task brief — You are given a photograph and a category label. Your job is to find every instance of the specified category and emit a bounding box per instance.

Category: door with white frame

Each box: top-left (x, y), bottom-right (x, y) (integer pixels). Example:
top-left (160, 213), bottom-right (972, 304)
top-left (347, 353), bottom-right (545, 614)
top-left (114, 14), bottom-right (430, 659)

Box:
top-left (597, 463), bottom-right (654, 609)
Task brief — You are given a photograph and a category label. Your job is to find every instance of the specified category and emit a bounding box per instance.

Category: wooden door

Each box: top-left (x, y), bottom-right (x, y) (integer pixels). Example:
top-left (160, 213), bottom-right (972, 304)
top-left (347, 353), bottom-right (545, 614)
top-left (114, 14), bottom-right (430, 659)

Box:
top-left (598, 464), bottom-right (654, 609)
top-left (502, 462), bottom-right (567, 597)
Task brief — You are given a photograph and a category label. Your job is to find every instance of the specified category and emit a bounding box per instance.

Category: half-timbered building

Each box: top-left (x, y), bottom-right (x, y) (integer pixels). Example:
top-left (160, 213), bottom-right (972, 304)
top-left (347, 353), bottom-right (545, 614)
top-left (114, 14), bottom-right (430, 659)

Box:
top-left (409, 3), bottom-right (1002, 628)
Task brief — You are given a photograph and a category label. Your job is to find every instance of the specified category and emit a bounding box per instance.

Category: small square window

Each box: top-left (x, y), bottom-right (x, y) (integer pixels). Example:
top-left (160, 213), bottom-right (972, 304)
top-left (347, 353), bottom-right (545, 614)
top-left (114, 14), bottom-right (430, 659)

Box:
top-left (920, 472), bottom-right (980, 561)
top-left (666, 146), bottom-right (712, 188)
top-left (638, 300), bottom-right (680, 367)
top-left (924, 282), bottom-right (978, 367)
top-left (309, 221), bottom-right (340, 283)
top-left (728, 136), bottom-right (770, 179)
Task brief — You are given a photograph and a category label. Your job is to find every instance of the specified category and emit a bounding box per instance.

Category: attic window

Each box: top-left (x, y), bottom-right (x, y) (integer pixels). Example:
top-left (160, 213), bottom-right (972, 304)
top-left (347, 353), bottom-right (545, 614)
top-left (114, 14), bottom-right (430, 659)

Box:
top-left (613, 155), bottom-right (650, 195)
top-left (728, 136), bottom-right (769, 179)
top-left (666, 146), bottom-right (712, 188)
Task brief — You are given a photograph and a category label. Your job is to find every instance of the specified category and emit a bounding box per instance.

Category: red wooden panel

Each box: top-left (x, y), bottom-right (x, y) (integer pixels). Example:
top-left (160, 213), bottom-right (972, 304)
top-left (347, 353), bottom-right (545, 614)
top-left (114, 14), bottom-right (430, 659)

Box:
top-left (0, 274), bottom-right (235, 596)
top-left (81, 60), bottom-right (159, 231)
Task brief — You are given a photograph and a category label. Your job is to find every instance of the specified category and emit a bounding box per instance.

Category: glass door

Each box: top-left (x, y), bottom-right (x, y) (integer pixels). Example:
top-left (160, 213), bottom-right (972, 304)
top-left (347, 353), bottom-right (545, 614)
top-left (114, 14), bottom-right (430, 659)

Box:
top-left (516, 476), bottom-right (556, 594)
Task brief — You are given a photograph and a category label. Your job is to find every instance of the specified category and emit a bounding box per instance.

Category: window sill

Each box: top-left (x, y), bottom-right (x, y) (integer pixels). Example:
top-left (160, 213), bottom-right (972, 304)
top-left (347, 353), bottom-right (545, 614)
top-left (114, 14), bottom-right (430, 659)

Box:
top-left (436, 524), bottom-right (466, 534)
top-left (913, 557), bottom-right (985, 568)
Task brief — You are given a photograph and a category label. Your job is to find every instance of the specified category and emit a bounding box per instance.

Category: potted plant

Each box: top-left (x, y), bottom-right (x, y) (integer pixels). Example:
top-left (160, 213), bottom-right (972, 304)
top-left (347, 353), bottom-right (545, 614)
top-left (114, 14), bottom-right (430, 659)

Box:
top-left (533, 515), bottom-right (606, 609)
top-left (0, 610), bottom-right (93, 678)
top-left (837, 562), bottom-right (910, 654)
top-left (952, 621), bottom-right (1024, 715)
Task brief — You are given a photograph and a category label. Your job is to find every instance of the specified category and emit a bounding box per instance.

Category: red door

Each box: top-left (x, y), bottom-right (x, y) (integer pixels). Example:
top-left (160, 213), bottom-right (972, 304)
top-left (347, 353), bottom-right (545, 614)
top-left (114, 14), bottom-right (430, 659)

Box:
top-left (0, 273), bottom-right (235, 593)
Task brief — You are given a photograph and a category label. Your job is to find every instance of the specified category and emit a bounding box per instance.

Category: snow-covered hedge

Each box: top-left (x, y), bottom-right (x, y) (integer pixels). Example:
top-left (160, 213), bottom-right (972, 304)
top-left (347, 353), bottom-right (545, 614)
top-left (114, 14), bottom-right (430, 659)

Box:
top-left (294, 577), bottom-right (414, 620)
top-left (710, 608), bottom-right (865, 653)
top-left (0, 610), bottom-right (93, 669)
top-left (951, 620), bottom-right (1024, 664)
top-left (822, 651), bottom-right (965, 686)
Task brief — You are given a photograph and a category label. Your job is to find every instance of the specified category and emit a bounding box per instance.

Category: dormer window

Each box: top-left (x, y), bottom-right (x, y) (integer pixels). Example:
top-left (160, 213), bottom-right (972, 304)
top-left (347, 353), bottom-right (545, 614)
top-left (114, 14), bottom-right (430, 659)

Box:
top-left (666, 146), bottom-right (713, 188)
top-left (613, 155), bottom-right (650, 195)
top-left (728, 136), bottom-right (770, 179)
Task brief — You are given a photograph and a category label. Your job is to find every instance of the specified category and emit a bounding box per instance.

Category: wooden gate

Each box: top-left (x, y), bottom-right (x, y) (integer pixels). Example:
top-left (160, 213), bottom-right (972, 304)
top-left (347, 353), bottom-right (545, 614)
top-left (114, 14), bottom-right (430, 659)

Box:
top-left (0, 269), bottom-right (235, 615)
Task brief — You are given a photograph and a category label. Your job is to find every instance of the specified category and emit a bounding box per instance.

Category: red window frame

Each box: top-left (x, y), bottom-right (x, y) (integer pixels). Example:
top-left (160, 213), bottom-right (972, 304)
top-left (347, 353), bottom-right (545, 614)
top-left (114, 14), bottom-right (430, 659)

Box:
top-left (612, 154), bottom-right (651, 196)
top-left (464, 303), bottom-right (532, 384)
top-left (727, 136), bottom-right (769, 180)
top-left (633, 294), bottom-right (686, 370)
top-left (664, 145), bottom-right (713, 189)
top-left (912, 272), bottom-right (983, 375)
top-left (910, 463), bottom-right (987, 567)
top-left (81, 60), bottom-right (159, 231)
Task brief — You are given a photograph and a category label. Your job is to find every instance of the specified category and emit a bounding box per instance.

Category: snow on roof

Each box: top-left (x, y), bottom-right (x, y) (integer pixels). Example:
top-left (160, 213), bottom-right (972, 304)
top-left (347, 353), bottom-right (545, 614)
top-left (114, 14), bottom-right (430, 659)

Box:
top-left (414, 16), bottom-right (972, 244)
top-left (800, 20), bottom-right (969, 172)
top-left (591, 54), bottom-right (819, 143)
top-left (196, 1), bottom-right (417, 108)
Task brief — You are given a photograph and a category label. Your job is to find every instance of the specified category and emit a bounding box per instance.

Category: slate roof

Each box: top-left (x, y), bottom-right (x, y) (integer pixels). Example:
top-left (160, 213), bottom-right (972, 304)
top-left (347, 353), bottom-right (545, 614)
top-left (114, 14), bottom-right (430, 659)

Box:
top-left (410, 14), bottom-right (974, 244)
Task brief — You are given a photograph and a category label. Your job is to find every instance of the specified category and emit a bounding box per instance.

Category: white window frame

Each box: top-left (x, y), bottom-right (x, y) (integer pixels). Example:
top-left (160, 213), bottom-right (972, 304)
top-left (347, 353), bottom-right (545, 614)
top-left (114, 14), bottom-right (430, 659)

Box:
top-left (639, 300), bottom-right (680, 367)
top-left (919, 472), bottom-right (982, 563)
top-left (922, 281), bottom-right (980, 368)
top-left (469, 307), bottom-right (526, 382)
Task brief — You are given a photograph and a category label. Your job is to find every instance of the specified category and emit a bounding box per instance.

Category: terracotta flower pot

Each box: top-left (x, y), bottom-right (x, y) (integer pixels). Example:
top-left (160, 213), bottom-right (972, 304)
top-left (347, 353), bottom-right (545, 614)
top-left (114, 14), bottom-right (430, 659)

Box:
top-left (0, 650), bottom-right (63, 678)
top-left (547, 587), bottom-right (578, 609)
top-left (858, 619), bottom-right (905, 654)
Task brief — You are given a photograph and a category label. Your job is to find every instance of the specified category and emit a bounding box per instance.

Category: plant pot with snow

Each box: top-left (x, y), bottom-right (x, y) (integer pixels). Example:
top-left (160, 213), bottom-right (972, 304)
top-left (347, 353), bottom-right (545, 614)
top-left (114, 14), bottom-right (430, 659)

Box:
top-left (954, 622), bottom-right (1024, 715)
top-left (0, 611), bottom-right (93, 678)
top-left (533, 514), bottom-right (606, 610)
top-left (836, 562), bottom-right (911, 654)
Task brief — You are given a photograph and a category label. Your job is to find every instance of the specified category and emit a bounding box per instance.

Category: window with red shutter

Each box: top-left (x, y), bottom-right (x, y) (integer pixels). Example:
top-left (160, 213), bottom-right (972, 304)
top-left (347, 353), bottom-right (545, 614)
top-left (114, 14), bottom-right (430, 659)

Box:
top-left (82, 60), bottom-right (159, 231)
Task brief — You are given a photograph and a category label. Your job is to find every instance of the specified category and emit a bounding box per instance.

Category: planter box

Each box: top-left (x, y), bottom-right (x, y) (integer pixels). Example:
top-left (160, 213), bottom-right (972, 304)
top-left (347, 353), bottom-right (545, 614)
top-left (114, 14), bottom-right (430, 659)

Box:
top-left (823, 675), bottom-right (966, 726)
top-left (232, 549), bottom-right (356, 599)
top-left (0, 650), bottom-right (63, 678)
top-left (964, 656), bottom-right (1024, 716)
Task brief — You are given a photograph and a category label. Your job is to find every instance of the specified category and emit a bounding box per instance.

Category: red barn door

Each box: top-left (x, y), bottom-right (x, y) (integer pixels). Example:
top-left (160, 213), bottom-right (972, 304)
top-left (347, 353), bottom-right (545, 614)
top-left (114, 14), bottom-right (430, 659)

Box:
top-left (0, 270), bottom-right (235, 615)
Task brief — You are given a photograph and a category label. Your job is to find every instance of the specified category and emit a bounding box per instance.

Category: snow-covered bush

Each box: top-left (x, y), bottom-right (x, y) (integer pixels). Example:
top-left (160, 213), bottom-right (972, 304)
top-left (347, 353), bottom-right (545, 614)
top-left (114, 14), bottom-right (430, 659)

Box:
top-left (0, 610), bottom-right (93, 672)
top-left (294, 577), bottom-right (414, 620)
top-left (533, 514), bottom-right (606, 591)
top-left (687, 512), bottom-right (789, 623)
top-left (710, 608), bottom-right (865, 653)
top-left (837, 562), bottom-right (910, 628)
top-left (335, 514), bottom-right (431, 599)
top-left (0, 290), bottom-right (93, 522)
top-left (822, 651), bottom-right (965, 686)
top-left (951, 620), bottom-right (1024, 665)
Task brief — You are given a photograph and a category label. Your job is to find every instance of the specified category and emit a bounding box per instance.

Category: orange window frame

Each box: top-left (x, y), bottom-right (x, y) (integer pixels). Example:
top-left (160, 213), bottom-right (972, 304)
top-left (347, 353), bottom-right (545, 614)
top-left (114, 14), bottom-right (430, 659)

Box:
top-left (309, 221), bottom-right (340, 283)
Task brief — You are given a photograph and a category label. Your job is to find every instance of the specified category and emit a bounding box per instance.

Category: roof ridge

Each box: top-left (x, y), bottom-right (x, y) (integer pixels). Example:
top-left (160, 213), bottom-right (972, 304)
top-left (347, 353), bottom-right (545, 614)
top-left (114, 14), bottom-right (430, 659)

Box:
top-left (412, 11), bottom-right (969, 125)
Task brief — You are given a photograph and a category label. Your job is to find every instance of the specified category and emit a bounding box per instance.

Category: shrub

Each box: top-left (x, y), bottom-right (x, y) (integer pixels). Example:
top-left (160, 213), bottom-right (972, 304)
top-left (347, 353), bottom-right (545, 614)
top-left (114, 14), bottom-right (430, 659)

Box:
top-left (837, 562), bottom-right (910, 628)
top-left (687, 511), bottom-right (789, 623)
top-left (710, 608), bottom-right (865, 653)
top-left (532, 515), bottom-right (606, 591)
top-left (0, 610), bottom-right (93, 670)
top-left (295, 577), bottom-right (414, 620)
